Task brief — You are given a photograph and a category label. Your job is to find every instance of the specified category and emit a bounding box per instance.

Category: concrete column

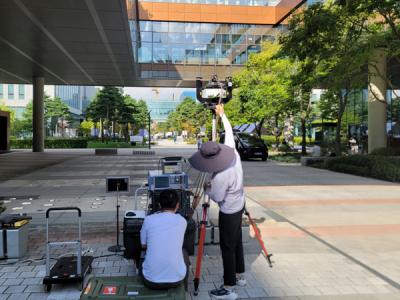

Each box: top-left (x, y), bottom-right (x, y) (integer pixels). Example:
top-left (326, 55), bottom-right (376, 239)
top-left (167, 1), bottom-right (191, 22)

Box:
top-left (368, 49), bottom-right (387, 153)
top-left (32, 77), bottom-right (45, 152)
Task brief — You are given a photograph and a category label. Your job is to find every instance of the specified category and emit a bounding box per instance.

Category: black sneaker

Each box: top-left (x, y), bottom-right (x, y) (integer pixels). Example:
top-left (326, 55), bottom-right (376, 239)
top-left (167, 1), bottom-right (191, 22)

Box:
top-left (209, 285), bottom-right (238, 300)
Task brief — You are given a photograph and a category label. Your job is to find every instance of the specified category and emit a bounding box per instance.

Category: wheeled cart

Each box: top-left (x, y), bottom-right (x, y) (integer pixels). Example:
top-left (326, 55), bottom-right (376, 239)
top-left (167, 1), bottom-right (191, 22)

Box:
top-left (43, 207), bottom-right (94, 292)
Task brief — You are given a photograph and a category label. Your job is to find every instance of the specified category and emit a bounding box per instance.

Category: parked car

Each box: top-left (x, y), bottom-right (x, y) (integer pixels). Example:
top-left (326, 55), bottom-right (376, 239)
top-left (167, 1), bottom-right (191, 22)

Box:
top-left (220, 131), bottom-right (268, 161)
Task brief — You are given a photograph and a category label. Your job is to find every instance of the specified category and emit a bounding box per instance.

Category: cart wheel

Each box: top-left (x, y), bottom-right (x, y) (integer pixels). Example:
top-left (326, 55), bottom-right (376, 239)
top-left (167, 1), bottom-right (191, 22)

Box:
top-left (45, 284), bottom-right (52, 292)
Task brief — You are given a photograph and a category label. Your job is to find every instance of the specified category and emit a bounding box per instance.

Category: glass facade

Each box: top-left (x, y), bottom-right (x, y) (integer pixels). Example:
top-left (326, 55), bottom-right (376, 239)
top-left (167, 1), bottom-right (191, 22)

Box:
top-left (0, 84), bottom-right (3, 98)
top-left (54, 85), bottom-right (96, 113)
top-left (18, 84), bottom-right (24, 99)
top-left (147, 100), bottom-right (180, 122)
top-left (8, 85), bottom-right (14, 100)
top-left (387, 90), bottom-right (400, 138)
top-left (139, 0), bottom-right (282, 6)
top-left (135, 21), bottom-right (280, 66)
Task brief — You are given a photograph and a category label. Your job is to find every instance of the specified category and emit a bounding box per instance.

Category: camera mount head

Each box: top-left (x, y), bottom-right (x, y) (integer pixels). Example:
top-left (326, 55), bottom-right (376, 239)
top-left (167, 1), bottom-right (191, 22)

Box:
top-left (196, 75), bottom-right (233, 109)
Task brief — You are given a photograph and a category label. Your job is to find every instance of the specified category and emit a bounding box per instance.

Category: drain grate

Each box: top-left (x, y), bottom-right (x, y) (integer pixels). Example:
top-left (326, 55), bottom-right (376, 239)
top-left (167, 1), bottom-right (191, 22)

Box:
top-left (0, 195), bottom-right (40, 201)
top-left (132, 150), bottom-right (155, 155)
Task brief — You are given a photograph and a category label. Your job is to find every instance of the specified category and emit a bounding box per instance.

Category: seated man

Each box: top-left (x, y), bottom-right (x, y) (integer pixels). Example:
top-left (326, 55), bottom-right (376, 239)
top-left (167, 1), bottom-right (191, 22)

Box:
top-left (140, 189), bottom-right (188, 290)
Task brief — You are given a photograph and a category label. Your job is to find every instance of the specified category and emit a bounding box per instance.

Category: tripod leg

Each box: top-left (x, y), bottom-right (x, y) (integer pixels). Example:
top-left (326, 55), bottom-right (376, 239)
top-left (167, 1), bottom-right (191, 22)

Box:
top-left (245, 208), bottom-right (273, 267)
top-left (193, 202), bottom-right (209, 295)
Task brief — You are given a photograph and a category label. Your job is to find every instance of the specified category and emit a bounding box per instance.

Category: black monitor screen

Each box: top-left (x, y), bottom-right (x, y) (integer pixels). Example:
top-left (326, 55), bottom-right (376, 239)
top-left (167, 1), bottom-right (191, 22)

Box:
top-left (107, 177), bottom-right (129, 192)
top-left (155, 176), bottom-right (169, 188)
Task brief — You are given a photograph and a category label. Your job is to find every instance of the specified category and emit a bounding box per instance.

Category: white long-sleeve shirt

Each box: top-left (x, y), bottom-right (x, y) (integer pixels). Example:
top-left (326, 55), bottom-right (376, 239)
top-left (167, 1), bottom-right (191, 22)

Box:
top-left (205, 114), bottom-right (245, 214)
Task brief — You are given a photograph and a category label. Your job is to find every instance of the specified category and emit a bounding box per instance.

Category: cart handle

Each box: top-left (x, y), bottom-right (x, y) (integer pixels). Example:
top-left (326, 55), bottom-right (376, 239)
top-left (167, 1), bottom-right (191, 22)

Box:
top-left (46, 207), bottom-right (82, 218)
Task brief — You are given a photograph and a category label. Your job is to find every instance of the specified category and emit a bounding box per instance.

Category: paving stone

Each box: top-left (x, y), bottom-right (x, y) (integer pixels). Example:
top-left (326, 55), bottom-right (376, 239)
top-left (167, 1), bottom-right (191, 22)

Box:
top-left (267, 287), bottom-right (286, 297)
top-left (17, 266), bottom-right (35, 272)
top-left (317, 286), bottom-right (339, 295)
top-left (28, 293), bottom-right (49, 300)
top-left (190, 291), bottom-right (211, 300)
top-left (0, 267), bottom-right (19, 273)
top-left (4, 278), bottom-right (23, 285)
top-left (0, 295), bottom-right (9, 300)
top-left (25, 284), bottom-right (45, 293)
top-left (245, 287), bottom-right (268, 298)
top-left (4, 285), bottom-right (27, 293)
top-left (22, 278), bottom-right (42, 285)
top-left (98, 261), bottom-right (114, 268)
top-left (198, 282), bottom-right (216, 292)
top-left (103, 266), bottom-right (120, 273)
top-left (19, 272), bottom-right (38, 278)
top-left (7, 294), bottom-right (29, 300)
top-left (1, 272), bottom-right (21, 279)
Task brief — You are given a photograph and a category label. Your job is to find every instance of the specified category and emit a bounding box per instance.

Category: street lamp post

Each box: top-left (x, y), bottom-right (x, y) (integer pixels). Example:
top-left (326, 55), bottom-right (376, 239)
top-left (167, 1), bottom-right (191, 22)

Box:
top-left (148, 111), bottom-right (151, 150)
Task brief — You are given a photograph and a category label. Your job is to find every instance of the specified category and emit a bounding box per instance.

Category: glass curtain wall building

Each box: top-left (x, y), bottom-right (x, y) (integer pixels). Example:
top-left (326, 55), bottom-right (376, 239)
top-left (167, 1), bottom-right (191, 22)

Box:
top-left (140, 0), bottom-right (283, 6)
top-left (127, 0), bottom-right (299, 84)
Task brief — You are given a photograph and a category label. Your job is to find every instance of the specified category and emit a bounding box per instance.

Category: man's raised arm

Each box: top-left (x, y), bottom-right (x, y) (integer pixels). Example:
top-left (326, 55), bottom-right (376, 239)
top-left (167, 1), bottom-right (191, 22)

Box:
top-left (215, 104), bottom-right (234, 149)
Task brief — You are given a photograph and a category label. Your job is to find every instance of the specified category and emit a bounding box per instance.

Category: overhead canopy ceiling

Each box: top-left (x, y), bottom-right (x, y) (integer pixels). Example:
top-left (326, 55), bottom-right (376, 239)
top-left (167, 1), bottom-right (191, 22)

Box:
top-left (0, 0), bottom-right (136, 86)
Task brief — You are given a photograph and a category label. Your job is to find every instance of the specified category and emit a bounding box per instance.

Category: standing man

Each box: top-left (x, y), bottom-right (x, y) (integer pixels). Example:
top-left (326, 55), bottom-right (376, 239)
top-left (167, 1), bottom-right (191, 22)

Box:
top-left (189, 104), bottom-right (245, 300)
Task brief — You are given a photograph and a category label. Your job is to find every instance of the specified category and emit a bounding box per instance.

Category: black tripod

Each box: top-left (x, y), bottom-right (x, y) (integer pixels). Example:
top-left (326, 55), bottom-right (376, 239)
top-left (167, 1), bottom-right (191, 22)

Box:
top-left (108, 183), bottom-right (122, 252)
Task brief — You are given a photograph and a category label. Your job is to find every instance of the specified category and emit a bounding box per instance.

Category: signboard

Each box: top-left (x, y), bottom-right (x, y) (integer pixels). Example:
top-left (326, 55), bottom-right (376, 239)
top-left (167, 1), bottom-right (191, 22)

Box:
top-left (102, 286), bottom-right (117, 295)
top-left (130, 135), bottom-right (143, 143)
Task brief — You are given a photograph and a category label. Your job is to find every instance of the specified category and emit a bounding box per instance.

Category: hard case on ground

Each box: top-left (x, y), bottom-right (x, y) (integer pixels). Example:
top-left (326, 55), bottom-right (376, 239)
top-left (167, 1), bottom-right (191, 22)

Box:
top-left (80, 276), bottom-right (185, 300)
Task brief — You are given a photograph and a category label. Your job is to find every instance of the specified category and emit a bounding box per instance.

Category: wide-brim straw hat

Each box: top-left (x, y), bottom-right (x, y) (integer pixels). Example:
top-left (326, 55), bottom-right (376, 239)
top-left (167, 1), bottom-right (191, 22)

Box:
top-left (188, 141), bottom-right (235, 173)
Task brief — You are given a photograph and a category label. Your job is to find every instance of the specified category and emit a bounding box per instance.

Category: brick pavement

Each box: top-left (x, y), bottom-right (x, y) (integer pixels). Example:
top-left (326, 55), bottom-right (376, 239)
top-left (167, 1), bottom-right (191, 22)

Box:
top-left (1, 150), bottom-right (400, 299)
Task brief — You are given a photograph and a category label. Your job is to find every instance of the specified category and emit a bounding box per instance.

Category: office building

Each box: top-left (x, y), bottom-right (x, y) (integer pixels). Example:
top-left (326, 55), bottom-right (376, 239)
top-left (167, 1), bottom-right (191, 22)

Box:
top-left (128, 0), bottom-right (300, 85)
top-left (0, 84), bottom-right (96, 119)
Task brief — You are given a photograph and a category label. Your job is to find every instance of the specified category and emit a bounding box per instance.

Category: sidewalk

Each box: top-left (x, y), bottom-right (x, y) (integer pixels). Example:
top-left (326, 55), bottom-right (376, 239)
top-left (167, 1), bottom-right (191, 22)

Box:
top-left (0, 150), bottom-right (400, 299)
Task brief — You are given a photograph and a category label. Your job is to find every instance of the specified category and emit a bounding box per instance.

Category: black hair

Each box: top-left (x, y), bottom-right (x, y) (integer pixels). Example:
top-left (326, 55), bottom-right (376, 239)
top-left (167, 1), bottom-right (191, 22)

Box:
top-left (159, 189), bottom-right (179, 210)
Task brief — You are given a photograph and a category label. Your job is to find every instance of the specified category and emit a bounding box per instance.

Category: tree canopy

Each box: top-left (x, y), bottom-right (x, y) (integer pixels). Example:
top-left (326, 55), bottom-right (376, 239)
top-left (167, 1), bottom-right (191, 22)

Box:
top-left (165, 97), bottom-right (208, 136)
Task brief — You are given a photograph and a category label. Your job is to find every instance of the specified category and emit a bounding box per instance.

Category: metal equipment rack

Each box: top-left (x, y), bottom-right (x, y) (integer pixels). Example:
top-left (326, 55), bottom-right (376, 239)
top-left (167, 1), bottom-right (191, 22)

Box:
top-left (43, 207), bottom-right (93, 292)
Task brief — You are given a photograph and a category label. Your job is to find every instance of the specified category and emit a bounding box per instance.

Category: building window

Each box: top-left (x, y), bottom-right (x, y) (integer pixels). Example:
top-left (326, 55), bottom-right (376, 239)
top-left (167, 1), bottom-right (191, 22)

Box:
top-left (0, 84), bottom-right (3, 98)
top-left (18, 84), bottom-right (25, 99)
top-left (8, 85), bottom-right (14, 100)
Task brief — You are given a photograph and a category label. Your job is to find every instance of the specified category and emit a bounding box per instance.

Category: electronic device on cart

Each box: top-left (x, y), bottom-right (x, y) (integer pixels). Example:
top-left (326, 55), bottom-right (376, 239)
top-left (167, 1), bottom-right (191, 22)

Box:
top-left (43, 207), bottom-right (93, 292)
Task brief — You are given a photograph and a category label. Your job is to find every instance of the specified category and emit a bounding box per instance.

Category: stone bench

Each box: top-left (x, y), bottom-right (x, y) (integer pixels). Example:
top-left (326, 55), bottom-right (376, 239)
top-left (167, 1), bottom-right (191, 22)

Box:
top-left (95, 148), bottom-right (117, 155)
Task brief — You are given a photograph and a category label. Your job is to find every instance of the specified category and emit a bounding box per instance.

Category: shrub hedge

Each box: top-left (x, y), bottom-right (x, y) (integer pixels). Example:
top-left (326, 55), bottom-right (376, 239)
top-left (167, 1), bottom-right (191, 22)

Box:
top-left (11, 138), bottom-right (88, 149)
top-left (322, 155), bottom-right (400, 182)
top-left (262, 135), bottom-right (315, 146)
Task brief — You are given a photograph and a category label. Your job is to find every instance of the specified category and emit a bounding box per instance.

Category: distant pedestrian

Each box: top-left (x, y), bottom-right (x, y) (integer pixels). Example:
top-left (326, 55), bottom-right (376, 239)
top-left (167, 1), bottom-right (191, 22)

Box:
top-left (349, 136), bottom-right (358, 154)
top-left (173, 135), bottom-right (177, 143)
top-left (197, 136), bottom-right (203, 150)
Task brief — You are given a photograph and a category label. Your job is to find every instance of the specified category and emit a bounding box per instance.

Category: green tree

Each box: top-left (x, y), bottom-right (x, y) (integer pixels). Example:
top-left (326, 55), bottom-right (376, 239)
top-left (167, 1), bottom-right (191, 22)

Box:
top-left (86, 87), bottom-right (124, 141)
top-left (132, 99), bottom-right (150, 133)
top-left (118, 96), bottom-right (139, 141)
top-left (230, 42), bottom-right (297, 147)
top-left (78, 120), bottom-right (94, 137)
top-left (280, 1), bottom-right (369, 155)
top-left (44, 96), bottom-right (71, 137)
top-left (165, 97), bottom-right (208, 137)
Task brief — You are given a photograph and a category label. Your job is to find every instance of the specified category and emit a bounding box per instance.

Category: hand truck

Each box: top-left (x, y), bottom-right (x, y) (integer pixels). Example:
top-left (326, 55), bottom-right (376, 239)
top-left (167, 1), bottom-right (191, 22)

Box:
top-left (43, 207), bottom-right (93, 292)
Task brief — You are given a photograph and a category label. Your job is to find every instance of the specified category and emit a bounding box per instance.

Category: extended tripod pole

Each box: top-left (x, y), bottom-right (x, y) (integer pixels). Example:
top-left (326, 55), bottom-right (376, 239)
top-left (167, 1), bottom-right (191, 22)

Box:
top-left (108, 183), bottom-right (122, 252)
top-left (194, 111), bottom-right (218, 296)
top-left (244, 208), bottom-right (273, 267)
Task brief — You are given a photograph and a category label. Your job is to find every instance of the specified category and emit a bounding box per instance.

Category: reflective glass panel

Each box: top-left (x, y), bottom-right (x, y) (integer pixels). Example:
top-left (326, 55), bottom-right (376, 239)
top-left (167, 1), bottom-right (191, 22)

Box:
top-left (140, 31), bottom-right (152, 42)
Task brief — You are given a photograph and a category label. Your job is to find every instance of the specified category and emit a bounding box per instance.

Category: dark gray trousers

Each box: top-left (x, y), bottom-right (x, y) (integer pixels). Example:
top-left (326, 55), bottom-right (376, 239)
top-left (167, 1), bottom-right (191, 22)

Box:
top-left (219, 208), bottom-right (245, 286)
